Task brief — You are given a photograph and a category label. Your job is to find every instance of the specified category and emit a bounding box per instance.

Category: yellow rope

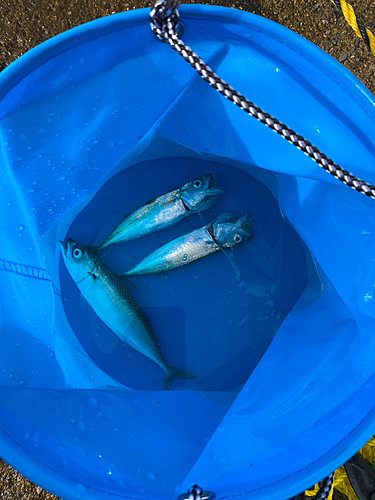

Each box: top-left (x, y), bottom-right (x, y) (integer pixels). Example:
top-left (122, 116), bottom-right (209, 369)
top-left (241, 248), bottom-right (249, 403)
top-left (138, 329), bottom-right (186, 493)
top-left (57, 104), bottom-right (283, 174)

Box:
top-left (304, 0), bottom-right (375, 492)
top-left (305, 467), bottom-right (354, 500)
top-left (290, 3), bottom-right (375, 497)
top-left (328, 0), bottom-right (375, 55)
top-left (305, 435), bottom-right (375, 498)
top-left (305, 483), bottom-right (321, 497)
top-left (359, 435), bottom-right (375, 466)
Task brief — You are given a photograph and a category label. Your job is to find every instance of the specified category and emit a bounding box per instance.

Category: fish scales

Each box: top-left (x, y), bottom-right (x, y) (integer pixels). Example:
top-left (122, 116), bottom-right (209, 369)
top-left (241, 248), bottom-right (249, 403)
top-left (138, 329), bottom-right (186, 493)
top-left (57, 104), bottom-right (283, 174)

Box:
top-left (122, 212), bottom-right (253, 277)
top-left (125, 227), bottom-right (219, 275)
top-left (93, 174), bottom-right (224, 251)
top-left (99, 190), bottom-right (184, 249)
top-left (60, 239), bottom-right (195, 388)
top-left (78, 254), bottom-right (165, 366)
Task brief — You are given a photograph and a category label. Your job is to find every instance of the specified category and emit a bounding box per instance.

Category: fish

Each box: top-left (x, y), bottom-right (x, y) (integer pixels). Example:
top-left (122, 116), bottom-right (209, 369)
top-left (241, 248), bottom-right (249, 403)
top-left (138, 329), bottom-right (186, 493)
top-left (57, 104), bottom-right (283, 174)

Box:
top-left (60, 238), bottom-right (195, 389)
top-left (93, 174), bottom-right (223, 251)
top-left (121, 212), bottom-right (253, 276)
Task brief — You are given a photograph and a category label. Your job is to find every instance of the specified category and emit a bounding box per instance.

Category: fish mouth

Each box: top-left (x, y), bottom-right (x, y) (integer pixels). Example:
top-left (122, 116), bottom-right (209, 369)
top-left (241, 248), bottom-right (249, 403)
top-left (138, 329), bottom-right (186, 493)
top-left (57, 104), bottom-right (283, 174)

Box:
top-left (59, 240), bottom-right (67, 256)
top-left (207, 186), bottom-right (225, 197)
top-left (240, 219), bottom-right (253, 238)
top-left (180, 173), bottom-right (224, 211)
top-left (205, 174), bottom-right (225, 197)
top-left (60, 238), bottom-right (74, 256)
top-left (236, 213), bottom-right (253, 238)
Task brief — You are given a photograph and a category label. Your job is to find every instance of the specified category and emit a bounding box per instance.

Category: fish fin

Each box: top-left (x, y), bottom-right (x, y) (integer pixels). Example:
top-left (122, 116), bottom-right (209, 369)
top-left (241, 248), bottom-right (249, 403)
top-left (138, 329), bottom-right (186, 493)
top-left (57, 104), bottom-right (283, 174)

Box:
top-left (119, 276), bottom-right (136, 292)
top-left (88, 308), bottom-right (120, 354)
top-left (87, 245), bottom-right (101, 255)
top-left (164, 366), bottom-right (196, 390)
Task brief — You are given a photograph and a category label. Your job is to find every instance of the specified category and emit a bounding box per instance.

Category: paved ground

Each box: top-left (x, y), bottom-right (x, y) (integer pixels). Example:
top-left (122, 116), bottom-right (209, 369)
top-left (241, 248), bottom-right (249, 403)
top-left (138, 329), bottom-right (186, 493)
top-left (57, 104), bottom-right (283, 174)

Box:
top-left (0, 0), bottom-right (374, 498)
top-left (0, 0), bottom-right (374, 93)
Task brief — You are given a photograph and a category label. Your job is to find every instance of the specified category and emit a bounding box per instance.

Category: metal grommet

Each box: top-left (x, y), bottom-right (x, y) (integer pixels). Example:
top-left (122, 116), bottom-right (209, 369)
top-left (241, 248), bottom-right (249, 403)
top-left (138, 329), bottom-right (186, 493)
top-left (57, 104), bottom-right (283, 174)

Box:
top-left (177, 485), bottom-right (215, 500)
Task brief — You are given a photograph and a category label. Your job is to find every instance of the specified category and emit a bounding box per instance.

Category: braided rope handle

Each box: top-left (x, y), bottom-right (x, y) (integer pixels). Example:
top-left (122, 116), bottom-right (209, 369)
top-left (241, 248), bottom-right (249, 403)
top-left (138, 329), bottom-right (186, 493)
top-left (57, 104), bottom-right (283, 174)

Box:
top-left (315, 473), bottom-right (334, 500)
top-left (150, 0), bottom-right (375, 200)
top-left (151, 9), bottom-right (338, 500)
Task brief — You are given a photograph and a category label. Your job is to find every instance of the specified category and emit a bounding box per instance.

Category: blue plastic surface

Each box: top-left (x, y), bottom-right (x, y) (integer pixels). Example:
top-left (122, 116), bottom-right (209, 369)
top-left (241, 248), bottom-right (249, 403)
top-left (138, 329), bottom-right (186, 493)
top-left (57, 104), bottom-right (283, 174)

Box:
top-left (1, 5), bottom-right (375, 500)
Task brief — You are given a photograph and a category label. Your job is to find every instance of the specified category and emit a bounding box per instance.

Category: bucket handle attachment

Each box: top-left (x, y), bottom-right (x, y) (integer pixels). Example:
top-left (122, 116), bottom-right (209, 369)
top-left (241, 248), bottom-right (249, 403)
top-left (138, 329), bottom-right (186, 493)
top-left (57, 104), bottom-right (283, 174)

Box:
top-left (177, 485), bottom-right (215, 500)
top-left (150, 0), bottom-right (375, 200)
top-left (176, 475), bottom-right (333, 500)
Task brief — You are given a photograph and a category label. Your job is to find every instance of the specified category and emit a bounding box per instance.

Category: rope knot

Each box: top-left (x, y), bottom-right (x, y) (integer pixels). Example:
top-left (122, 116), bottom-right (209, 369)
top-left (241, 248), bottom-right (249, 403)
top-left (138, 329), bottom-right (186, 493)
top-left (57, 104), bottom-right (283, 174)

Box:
top-left (150, 0), bottom-right (180, 40)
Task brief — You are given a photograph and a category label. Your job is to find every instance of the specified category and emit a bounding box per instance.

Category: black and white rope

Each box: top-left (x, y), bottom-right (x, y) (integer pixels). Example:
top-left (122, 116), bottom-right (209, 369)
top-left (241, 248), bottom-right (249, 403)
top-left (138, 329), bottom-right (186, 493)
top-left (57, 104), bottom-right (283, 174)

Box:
top-left (150, 0), bottom-right (375, 200)
top-left (315, 473), bottom-right (334, 500)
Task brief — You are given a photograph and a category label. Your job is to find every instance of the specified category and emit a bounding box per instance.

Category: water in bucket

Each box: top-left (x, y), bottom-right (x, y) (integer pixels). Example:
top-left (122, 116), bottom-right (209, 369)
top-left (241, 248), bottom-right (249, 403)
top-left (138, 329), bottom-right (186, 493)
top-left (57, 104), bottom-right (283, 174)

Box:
top-left (0, 50), bottom-right (323, 403)
top-left (61, 157), bottom-right (321, 401)
top-left (1, 95), bottom-right (321, 399)
top-left (0, 133), bottom-right (324, 491)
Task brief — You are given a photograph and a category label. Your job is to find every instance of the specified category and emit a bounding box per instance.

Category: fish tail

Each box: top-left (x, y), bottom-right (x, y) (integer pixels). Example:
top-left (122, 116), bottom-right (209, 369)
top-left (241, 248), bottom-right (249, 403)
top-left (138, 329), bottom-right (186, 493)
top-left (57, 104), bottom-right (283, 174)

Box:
top-left (120, 270), bottom-right (135, 277)
top-left (87, 245), bottom-right (101, 255)
top-left (164, 365), bottom-right (196, 390)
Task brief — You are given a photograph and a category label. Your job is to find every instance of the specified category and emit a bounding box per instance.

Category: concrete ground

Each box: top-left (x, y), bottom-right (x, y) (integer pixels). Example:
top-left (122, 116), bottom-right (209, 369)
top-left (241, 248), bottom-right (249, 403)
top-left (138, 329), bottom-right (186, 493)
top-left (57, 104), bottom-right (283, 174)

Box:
top-left (0, 0), bottom-right (374, 498)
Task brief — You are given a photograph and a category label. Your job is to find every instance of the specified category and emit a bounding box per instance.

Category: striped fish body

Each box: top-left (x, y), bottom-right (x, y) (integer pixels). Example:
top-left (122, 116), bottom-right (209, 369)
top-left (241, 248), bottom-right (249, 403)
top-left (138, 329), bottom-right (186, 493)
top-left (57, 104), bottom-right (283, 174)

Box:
top-left (124, 226), bottom-right (220, 276)
top-left (98, 190), bottom-right (185, 249)
top-left (84, 267), bottom-right (166, 366)
top-left (122, 212), bottom-right (253, 276)
top-left (95, 174), bottom-right (223, 251)
top-left (60, 239), bottom-right (195, 388)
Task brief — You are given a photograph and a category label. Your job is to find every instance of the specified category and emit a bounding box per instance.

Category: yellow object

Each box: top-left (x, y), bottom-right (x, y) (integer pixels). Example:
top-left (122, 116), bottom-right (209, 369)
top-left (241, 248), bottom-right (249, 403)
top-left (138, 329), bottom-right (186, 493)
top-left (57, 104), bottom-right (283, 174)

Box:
top-left (305, 434), bottom-right (375, 499)
top-left (305, 483), bottom-right (320, 497)
top-left (359, 435), bottom-right (375, 465)
top-left (330, 466), bottom-right (357, 500)
top-left (328, 0), bottom-right (375, 56)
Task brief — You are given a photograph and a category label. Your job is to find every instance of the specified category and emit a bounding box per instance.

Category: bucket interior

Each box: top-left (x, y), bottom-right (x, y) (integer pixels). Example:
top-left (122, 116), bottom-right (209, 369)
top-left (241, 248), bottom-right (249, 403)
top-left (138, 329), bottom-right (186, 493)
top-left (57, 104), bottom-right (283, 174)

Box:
top-left (1, 7), bottom-right (375, 500)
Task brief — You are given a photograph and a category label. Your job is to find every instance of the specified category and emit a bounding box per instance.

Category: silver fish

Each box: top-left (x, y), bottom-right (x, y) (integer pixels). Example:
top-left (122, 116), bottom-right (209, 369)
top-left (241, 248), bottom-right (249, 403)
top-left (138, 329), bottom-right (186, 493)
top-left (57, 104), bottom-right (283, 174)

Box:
top-left (60, 238), bottom-right (195, 389)
top-left (122, 213), bottom-right (253, 276)
top-left (94, 174), bottom-right (223, 251)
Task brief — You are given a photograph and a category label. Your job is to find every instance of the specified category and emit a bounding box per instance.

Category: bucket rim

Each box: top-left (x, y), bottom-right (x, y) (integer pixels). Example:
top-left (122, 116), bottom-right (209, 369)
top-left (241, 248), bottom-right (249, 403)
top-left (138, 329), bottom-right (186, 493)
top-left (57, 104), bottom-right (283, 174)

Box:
top-left (1, 5), bottom-right (375, 500)
top-left (0, 5), bottom-right (374, 108)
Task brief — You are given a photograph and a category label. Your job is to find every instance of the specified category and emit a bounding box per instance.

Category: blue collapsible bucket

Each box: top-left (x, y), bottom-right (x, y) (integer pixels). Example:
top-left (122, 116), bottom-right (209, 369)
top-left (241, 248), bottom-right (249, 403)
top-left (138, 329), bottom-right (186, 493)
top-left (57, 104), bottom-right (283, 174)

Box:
top-left (1, 5), bottom-right (375, 500)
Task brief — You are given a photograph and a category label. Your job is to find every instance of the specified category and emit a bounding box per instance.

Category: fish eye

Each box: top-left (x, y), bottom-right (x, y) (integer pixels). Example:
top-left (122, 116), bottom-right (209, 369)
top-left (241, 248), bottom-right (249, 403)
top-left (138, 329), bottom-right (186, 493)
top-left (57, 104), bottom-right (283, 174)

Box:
top-left (72, 247), bottom-right (84, 259)
top-left (193, 179), bottom-right (203, 189)
top-left (233, 233), bottom-right (242, 244)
